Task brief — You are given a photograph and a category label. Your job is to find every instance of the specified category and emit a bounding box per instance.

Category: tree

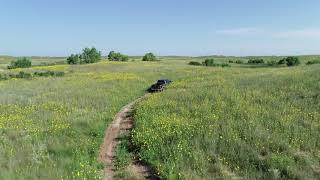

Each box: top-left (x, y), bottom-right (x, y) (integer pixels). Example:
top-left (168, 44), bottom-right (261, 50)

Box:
top-left (278, 57), bottom-right (300, 66)
top-left (278, 58), bottom-right (287, 65)
top-left (80, 47), bottom-right (101, 64)
top-left (67, 54), bottom-right (80, 64)
top-left (108, 51), bottom-right (129, 61)
top-left (8, 57), bottom-right (32, 69)
top-left (108, 51), bottom-right (116, 60)
top-left (66, 47), bottom-right (102, 65)
top-left (142, 53), bottom-right (157, 61)
top-left (248, 59), bottom-right (264, 64)
top-left (285, 56), bottom-right (300, 66)
top-left (202, 58), bottom-right (215, 66)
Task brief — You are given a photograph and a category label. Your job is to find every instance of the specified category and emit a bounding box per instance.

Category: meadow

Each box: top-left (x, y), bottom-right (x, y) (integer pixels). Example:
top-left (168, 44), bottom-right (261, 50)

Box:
top-left (0, 55), bottom-right (319, 179)
top-left (133, 58), bottom-right (320, 179)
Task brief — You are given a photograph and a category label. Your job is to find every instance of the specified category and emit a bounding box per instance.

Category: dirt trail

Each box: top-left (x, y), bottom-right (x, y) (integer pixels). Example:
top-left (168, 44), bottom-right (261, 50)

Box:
top-left (99, 94), bottom-right (159, 180)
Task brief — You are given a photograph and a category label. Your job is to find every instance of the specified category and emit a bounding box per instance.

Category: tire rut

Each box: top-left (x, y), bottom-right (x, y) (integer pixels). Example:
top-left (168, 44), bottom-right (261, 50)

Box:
top-left (99, 94), bottom-right (159, 180)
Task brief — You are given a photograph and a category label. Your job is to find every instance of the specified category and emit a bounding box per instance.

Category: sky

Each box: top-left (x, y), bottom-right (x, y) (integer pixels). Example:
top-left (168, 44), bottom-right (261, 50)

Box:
top-left (0, 0), bottom-right (320, 56)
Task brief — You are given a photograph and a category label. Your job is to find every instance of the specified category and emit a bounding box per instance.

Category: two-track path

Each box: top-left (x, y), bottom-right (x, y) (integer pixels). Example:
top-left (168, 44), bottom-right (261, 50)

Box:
top-left (99, 94), bottom-right (159, 180)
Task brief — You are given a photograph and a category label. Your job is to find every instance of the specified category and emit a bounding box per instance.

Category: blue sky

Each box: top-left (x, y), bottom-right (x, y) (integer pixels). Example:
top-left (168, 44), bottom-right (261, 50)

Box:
top-left (0, 0), bottom-right (320, 56)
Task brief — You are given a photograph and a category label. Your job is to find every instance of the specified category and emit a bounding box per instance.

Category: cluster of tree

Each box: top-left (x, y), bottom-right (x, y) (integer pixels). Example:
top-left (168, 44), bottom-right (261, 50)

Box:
top-left (246, 57), bottom-right (300, 67)
top-left (107, 51), bottom-right (129, 61)
top-left (278, 56), bottom-right (300, 66)
top-left (142, 53), bottom-right (157, 61)
top-left (306, 60), bottom-right (320, 65)
top-left (8, 57), bottom-right (32, 69)
top-left (248, 59), bottom-right (264, 64)
top-left (229, 60), bottom-right (244, 64)
top-left (203, 58), bottom-right (216, 66)
top-left (189, 58), bottom-right (230, 67)
top-left (67, 47), bottom-right (101, 64)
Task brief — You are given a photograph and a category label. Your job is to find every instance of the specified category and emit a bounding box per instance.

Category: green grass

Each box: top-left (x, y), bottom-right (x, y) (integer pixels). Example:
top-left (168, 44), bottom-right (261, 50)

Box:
top-left (0, 56), bottom-right (66, 70)
top-left (0, 55), bottom-right (319, 179)
top-left (133, 64), bottom-right (320, 179)
top-left (0, 58), bottom-right (196, 179)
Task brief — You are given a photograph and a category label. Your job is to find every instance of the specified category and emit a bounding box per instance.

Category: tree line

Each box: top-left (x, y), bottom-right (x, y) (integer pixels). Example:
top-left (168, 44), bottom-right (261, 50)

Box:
top-left (67, 47), bottom-right (158, 65)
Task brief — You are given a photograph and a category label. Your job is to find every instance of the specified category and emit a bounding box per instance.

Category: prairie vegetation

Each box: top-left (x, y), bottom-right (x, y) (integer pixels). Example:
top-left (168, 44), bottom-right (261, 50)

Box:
top-left (142, 53), bottom-right (158, 61)
top-left (7, 57), bottom-right (32, 69)
top-left (67, 47), bottom-right (102, 64)
top-left (0, 55), bottom-right (319, 179)
top-left (133, 63), bottom-right (320, 179)
top-left (107, 51), bottom-right (129, 61)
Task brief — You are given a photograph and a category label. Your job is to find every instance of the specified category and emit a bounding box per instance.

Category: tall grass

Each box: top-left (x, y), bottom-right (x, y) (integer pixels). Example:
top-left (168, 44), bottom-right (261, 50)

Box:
top-left (0, 56), bottom-right (319, 179)
top-left (133, 65), bottom-right (320, 179)
top-left (0, 61), bottom-right (166, 179)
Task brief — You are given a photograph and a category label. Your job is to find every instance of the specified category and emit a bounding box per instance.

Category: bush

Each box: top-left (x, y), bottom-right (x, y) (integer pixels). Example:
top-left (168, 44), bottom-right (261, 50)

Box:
top-left (34, 71), bottom-right (65, 77)
top-left (285, 57), bottom-right (300, 66)
top-left (108, 51), bottom-right (129, 61)
top-left (278, 57), bottom-right (300, 66)
top-left (67, 54), bottom-right (80, 64)
top-left (236, 60), bottom-right (244, 64)
top-left (201, 59), bottom-right (230, 68)
top-left (306, 60), bottom-right (320, 65)
top-left (8, 57), bottom-right (32, 69)
top-left (15, 71), bottom-right (32, 79)
top-left (221, 63), bottom-right (230, 67)
top-left (189, 61), bottom-right (202, 66)
top-left (80, 47), bottom-right (102, 64)
top-left (248, 59), bottom-right (264, 64)
top-left (202, 59), bottom-right (215, 66)
top-left (0, 71), bottom-right (64, 82)
top-left (278, 58), bottom-right (286, 65)
top-left (267, 60), bottom-right (277, 66)
top-left (67, 47), bottom-right (101, 64)
top-left (142, 53), bottom-right (157, 61)
top-left (229, 60), bottom-right (234, 63)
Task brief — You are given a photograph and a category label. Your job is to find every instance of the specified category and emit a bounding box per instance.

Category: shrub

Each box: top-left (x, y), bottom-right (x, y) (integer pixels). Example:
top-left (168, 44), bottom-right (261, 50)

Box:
top-left (229, 60), bottom-right (234, 63)
top-left (80, 47), bottom-right (102, 64)
top-left (278, 57), bottom-right (300, 66)
top-left (142, 53), bottom-right (157, 61)
top-left (67, 54), bottom-right (80, 64)
top-left (248, 59), bottom-right (264, 64)
top-left (285, 57), bottom-right (300, 66)
top-left (34, 71), bottom-right (65, 77)
top-left (201, 59), bottom-right (230, 68)
top-left (278, 58), bottom-right (286, 65)
top-left (55, 71), bottom-right (65, 77)
top-left (15, 71), bottom-right (32, 79)
top-left (188, 61), bottom-right (202, 66)
top-left (236, 60), bottom-right (244, 64)
top-left (221, 63), bottom-right (230, 67)
top-left (108, 51), bottom-right (129, 61)
top-left (8, 57), bottom-right (32, 69)
top-left (267, 60), bottom-right (277, 66)
top-left (202, 58), bottom-right (215, 66)
top-left (0, 71), bottom-right (65, 82)
top-left (306, 60), bottom-right (320, 65)
top-left (67, 47), bottom-right (101, 64)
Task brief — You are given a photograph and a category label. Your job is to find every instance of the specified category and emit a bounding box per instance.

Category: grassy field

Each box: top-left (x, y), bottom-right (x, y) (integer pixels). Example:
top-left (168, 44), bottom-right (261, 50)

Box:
top-left (133, 60), bottom-right (320, 179)
top-left (0, 56), bottom-right (319, 179)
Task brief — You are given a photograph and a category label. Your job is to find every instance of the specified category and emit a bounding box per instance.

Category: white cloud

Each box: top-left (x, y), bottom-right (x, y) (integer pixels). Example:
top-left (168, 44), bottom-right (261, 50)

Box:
top-left (273, 29), bottom-right (320, 39)
top-left (216, 28), bottom-right (260, 35)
